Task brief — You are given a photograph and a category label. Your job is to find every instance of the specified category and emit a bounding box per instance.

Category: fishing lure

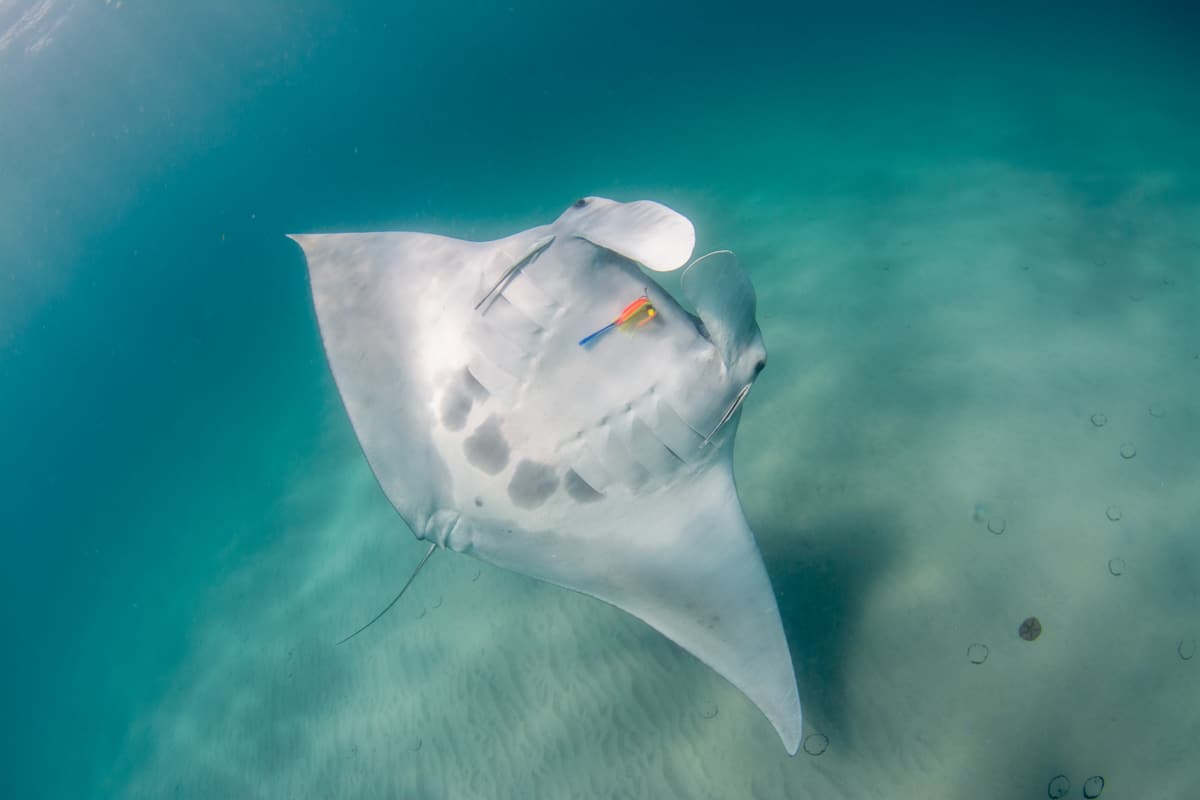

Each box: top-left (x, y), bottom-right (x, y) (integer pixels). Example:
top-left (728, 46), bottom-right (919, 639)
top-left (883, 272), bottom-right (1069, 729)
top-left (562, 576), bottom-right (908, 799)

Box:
top-left (578, 293), bottom-right (657, 346)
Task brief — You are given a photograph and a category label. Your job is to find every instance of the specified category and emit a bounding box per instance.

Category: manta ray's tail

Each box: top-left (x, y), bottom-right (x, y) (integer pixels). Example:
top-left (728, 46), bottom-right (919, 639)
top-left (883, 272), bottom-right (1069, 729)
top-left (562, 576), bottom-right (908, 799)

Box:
top-left (335, 543), bottom-right (438, 646)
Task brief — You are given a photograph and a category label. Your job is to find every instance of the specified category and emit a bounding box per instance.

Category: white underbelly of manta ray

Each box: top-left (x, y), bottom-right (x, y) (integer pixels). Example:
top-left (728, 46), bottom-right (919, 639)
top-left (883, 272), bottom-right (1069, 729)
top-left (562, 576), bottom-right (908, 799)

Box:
top-left (289, 196), bottom-right (802, 754)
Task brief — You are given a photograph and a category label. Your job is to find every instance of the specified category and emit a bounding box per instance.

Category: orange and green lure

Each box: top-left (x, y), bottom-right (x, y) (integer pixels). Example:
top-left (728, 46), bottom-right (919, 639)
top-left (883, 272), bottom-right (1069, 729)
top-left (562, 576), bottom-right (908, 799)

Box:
top-left (578, 294), bottom-right (657, 347)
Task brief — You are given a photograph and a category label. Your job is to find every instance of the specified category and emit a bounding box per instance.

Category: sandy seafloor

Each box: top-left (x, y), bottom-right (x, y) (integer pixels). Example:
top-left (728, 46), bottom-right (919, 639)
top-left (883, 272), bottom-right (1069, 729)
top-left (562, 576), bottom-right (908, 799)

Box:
top-left (2, 2), bottom-right (1198, 798)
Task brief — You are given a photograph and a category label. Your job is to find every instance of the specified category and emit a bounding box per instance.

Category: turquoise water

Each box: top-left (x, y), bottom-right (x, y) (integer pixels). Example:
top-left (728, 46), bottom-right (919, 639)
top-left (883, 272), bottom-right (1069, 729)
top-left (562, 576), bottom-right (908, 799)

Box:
top-left (3, 2), bottom-right (1198, 798)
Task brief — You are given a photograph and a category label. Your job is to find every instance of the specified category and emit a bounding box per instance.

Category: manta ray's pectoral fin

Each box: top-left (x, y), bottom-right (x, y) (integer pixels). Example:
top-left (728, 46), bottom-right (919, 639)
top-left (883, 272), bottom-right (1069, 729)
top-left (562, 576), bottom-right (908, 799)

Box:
top-left (470, 463), bottom-right (803, 754)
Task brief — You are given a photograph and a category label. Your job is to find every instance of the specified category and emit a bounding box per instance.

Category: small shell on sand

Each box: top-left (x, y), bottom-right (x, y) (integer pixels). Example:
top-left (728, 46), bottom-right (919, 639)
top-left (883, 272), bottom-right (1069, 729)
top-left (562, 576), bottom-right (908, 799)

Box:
top-left (1018, 616), bottom-right (1042, 641)
top-left (1047, 774), bottom-right (1070, 798)
top-left (802, 734), bottom-right (829, 756)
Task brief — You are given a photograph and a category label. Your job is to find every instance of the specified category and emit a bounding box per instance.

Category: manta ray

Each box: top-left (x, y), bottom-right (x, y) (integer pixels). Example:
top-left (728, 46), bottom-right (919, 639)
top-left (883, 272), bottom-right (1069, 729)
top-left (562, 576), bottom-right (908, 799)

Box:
top-left (289, 196), bottom-right (802, 753)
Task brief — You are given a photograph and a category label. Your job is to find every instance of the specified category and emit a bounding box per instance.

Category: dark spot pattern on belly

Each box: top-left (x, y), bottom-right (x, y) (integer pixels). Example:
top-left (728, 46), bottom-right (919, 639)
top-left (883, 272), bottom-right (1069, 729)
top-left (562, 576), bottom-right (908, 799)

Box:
top-left (507, 460), bottom-right (559, 509)
top-left (463, 415), bottom-right (509, 475)
top-left (440, 386), bottom-right (472, 431)
top-left (440, 368), bottom-right (491, 431)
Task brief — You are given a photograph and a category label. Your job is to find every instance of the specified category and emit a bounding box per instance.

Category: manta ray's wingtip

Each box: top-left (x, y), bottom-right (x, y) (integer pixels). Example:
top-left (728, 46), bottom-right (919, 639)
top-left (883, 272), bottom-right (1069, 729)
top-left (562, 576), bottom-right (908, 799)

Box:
top-left (778, 692), bottom-right (803, 756)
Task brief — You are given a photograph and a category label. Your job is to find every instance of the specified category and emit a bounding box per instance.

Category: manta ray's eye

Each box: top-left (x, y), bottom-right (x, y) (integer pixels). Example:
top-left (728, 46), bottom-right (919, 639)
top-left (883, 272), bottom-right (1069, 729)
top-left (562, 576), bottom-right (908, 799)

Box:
top-left (572, 197), bottom-right (589, 209)
top-left (753, 359), bottom-right (766, 375)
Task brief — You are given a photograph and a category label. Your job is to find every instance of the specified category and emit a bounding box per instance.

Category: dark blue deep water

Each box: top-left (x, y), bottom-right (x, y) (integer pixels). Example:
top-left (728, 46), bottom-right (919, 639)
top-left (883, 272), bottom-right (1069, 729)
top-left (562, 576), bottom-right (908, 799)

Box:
top-left (3, 2), bottom-right (1198, 798)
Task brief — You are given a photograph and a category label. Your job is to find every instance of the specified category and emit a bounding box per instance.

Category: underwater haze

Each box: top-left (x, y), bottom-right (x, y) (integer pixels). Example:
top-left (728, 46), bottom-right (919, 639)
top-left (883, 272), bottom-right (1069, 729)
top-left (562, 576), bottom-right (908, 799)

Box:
top-left (3, 1), bottom-right (1198, 798)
